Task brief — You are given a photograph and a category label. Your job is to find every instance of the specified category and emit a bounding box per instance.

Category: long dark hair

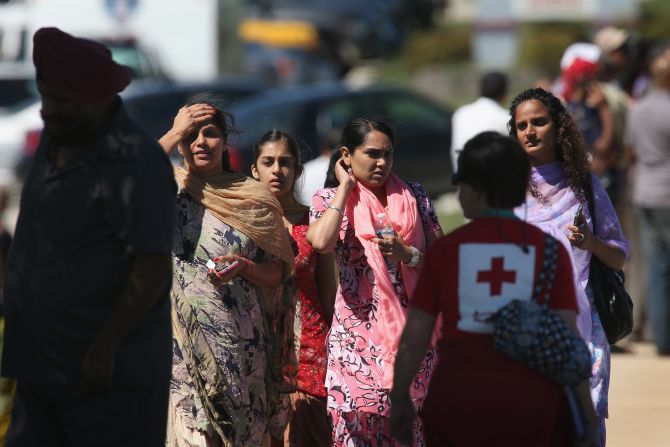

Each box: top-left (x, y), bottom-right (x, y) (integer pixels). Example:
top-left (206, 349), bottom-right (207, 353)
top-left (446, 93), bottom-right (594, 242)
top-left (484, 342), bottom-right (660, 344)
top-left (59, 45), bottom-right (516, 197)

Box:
top-left (507, 88), bottom-right (592, 204)
top-left (324, 117), bottom-right (395, 187)
top-left (252, 129), bottom-right (304, 192)
top-left (340, 117), bottom-right (395, 154)
top-left (323, 149), bottom-right (342, 188)
top-left (184, 93), bottom-right (239, 172)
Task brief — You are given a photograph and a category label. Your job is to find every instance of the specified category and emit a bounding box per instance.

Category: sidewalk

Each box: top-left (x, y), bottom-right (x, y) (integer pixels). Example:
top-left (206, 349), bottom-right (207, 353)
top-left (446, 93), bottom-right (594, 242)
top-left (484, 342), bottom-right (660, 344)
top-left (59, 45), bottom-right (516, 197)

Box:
top-left (607, 342), bottom-right (670, 447)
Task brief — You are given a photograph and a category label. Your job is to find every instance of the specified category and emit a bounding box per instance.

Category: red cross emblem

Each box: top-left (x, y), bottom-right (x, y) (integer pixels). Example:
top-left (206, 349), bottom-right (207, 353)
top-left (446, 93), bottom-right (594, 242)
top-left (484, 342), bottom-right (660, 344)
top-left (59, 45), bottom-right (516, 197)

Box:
top-left (477, 257), bottom-right (516, 296)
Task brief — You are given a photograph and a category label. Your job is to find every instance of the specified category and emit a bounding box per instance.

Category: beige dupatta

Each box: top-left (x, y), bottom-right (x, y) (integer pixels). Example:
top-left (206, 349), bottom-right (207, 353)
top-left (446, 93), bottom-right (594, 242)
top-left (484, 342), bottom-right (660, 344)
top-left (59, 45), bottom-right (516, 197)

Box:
top-left (173, 167), bottom-right (297, 441)
top-left (174, 167), bottom-right (295, 267)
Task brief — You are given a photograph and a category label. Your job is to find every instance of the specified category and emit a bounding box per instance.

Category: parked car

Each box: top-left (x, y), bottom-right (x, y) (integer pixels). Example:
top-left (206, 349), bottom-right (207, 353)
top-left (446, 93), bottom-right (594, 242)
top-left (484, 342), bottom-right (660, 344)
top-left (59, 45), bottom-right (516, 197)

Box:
top-left (3, 77), bottom-right (265, 181)
top-left (0, 63), bottom-right (38, 113)
top-left (0, 97), bottom-right (41, 185)
top-left (242, 0), bottom-right (447, 76)
top-left (0, 37), bottom-right (168, 114)
top-left (228, 82), bottom-right (454, 196)
top-left (122, 77), bottom-right (265, 139)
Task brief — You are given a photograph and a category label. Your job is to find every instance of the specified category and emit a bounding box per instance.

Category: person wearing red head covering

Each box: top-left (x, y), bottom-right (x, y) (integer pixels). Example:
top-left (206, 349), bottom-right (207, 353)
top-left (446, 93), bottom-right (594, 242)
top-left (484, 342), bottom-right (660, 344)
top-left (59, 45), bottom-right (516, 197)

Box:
top-left (561, 53), bottom-right (621, 211)
top-left (1, 27), bottom-right (177, 446)
top-left (32, 27), bottom-right (133, 146)
top-left (33, 27), bottom-right (133, 103)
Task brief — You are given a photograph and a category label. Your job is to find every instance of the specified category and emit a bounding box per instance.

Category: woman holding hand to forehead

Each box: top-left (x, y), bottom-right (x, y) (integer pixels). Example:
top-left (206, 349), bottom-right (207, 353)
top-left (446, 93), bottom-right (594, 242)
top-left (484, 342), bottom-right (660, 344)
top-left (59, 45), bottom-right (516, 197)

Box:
top-left (306, 117), bottom-right (443, 446)
top-left (509, 88), bottom-right (629, 446)
top-left (158, 94), bottom-right (296, 447)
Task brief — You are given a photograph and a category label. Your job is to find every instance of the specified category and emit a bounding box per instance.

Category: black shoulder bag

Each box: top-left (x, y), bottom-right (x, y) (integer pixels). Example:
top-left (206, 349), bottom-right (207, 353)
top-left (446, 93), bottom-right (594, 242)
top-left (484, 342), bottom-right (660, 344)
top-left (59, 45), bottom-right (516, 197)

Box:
top-left (586, 190), bottom-right (634, 344)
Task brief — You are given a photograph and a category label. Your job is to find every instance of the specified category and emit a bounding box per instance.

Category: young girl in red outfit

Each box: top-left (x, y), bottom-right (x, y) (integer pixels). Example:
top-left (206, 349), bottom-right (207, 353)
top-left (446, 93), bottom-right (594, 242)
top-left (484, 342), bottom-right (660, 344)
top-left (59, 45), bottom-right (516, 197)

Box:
top-left (252, 129), bottom-right (336, 447)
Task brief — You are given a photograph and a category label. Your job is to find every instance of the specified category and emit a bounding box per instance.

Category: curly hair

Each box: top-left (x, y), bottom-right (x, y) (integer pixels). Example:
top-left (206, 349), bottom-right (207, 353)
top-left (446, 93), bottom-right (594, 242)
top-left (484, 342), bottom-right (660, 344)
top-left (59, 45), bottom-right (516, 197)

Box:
top-left (507, 87), bottom-right (592, 204)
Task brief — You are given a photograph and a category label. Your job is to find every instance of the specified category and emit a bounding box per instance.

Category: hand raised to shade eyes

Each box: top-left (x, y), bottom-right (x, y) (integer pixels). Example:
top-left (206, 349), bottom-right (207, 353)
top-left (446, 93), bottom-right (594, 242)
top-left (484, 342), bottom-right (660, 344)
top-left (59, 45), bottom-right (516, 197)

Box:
top-left (169, 103), bottom-right (217, 140)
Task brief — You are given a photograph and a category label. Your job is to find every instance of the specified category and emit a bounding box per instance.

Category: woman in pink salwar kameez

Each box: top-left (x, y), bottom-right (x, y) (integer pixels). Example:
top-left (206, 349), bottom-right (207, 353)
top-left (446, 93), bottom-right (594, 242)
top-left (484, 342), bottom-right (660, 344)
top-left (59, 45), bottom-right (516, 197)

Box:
top-left (307, 118), bottom-right (443, 446)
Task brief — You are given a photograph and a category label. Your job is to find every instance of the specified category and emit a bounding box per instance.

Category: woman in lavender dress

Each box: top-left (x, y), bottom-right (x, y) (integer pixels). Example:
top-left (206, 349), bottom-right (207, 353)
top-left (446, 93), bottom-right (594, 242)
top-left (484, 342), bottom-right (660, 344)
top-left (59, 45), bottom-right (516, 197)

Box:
top-left (509, 88), bottom-right (629, 446)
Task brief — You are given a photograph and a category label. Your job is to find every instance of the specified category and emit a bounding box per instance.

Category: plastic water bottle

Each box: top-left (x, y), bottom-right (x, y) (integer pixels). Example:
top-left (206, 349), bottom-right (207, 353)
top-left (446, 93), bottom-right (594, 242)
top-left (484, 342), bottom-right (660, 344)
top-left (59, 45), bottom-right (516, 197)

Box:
top-left (374, 212), bottom-right (396, 269)
top-left (374, 213), bottom-right (395, 239)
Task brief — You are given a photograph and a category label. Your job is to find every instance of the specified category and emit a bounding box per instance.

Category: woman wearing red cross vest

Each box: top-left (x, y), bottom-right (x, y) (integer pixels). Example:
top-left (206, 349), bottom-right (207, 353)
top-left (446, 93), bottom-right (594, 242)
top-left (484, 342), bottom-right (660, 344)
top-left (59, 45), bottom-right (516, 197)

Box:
top-left (390, 132), bottom-right (597, 446)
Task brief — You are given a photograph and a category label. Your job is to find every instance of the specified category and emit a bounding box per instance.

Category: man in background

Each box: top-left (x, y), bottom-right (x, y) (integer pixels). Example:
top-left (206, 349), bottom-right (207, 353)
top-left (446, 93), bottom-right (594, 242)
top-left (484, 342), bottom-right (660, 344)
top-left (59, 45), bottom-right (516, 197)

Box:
top-left (296, 130), bottom-right (339, 205)
top-left (450, 71), bottom-right (509, 170)
top-left (625, 45), bottom-right (670, 357)
top-left (1, 27), bottom-right (176, 445)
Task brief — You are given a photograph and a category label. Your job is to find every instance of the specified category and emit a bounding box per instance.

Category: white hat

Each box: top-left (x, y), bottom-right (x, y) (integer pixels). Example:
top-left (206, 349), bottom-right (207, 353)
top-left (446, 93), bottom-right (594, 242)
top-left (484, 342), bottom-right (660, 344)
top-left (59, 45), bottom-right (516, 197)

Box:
top-left (560, 43), bottom-right (601, 70)
top-left (594, 26), bottom-right (629, 53)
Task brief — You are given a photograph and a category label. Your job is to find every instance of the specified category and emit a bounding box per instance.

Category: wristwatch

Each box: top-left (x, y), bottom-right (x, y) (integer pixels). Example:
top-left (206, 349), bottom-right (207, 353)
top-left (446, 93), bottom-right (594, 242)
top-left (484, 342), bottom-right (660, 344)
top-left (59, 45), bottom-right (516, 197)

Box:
top-left (403, 246), bottom-right (421, 267)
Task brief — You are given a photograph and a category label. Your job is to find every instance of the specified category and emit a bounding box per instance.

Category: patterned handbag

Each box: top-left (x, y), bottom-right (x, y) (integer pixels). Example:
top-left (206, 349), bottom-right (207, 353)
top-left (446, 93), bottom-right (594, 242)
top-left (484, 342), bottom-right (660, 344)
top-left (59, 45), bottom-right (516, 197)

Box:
top-left (487, 235), bottom-right (592, 386)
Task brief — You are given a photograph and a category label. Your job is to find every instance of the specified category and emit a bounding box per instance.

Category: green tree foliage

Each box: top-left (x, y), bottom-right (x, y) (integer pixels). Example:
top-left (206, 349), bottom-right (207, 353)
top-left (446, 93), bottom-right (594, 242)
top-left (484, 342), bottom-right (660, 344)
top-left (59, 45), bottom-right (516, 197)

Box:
top-left (637, 0), bottom-right (670, 40)
top-left (518, 22), bottom-right (591, 73)
top-left (400, 24), bottom-right (472, 72)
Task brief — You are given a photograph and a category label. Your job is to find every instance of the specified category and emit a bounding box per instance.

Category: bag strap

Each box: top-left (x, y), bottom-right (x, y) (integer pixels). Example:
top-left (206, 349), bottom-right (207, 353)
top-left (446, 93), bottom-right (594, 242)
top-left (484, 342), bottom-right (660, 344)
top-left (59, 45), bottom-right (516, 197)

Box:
top-left (584, 178), bottom-right (597, 237)
top-left (532, 235), bottom-right (559, 306)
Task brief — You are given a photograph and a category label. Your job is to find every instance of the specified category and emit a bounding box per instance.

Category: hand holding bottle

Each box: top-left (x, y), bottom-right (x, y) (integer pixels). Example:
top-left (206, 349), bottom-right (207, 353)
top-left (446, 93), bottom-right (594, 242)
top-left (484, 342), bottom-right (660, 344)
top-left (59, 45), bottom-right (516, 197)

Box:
top-left (372, 213), bottom-right (411, 263)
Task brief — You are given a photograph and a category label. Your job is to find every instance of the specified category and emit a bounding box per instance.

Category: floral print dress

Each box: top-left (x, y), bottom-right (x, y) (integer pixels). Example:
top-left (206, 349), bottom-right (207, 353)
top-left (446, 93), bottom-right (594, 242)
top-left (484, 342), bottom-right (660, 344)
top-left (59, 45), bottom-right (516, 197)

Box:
top-left (168, 190), bottom-right (287, 447)
top-left (310, 182), bottom-right (441, 447)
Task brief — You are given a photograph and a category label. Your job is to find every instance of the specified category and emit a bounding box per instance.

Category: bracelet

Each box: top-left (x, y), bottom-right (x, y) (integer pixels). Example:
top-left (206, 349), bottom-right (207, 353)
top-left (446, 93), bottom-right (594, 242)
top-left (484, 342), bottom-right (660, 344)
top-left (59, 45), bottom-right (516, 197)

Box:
top-left (326, 205), bottom-right (344, 217)
top-left (168, 129), bottom-right (184, 137)
top-left (403, 246), bottom-right (421, 268)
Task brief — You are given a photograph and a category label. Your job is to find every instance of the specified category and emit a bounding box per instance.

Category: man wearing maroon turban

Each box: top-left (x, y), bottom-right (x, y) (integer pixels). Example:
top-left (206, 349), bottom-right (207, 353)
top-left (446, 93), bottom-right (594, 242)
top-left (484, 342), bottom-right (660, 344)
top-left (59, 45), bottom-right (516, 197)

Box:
top-left (1, 27), bottom-right (177, 446)
top-left (32, 27), bottom-right (133, 145)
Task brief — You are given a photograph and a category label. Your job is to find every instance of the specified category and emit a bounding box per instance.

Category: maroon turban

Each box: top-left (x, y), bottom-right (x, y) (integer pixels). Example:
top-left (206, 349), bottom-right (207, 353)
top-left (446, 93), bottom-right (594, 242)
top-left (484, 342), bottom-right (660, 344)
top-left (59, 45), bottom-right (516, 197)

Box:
top-left (33, 27), bottom-right (132, 103)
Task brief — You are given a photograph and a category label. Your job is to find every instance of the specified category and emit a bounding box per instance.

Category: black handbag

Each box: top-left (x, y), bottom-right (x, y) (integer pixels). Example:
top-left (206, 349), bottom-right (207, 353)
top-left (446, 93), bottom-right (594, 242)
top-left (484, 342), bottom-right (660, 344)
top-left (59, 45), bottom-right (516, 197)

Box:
top-left (488, 235), bottom-right (592, 386)
top-left (587, 191), bottom-right (634, 345)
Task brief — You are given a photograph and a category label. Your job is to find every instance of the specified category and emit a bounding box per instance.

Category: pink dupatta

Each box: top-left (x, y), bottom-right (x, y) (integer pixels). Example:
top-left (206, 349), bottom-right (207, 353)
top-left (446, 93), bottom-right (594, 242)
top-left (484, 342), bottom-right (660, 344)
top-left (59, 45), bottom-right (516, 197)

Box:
top-left (345, 173), bottom-right (425, 389)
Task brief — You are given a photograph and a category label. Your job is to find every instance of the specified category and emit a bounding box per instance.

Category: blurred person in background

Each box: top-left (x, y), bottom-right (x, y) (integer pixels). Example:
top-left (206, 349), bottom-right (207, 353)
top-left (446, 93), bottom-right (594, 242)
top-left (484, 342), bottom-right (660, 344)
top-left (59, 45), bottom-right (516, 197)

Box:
top-left (625, 46), bottom-right (670, 357)
top-left (2, 27), bottom-right (176, 446)
top-left (390, 132), bottom-right (597, 446)
top-left (296, 130), bottom-right (340, 206)
top-left (560, 45), bottom-right (620, 207)
top-left (158, 95), bottom-right (296, 447)
top-left (561, 42), bottom-right (643, 351)
top-left (251, 129), bottom-right (336, 447)
top-left (450, 71), bottom-right (510, 170)
top-left (594, 26), bottom-right (651, 100)
top-left (0, 186), bottom-right (13, 446)
top-left (307, 117), bottom-right (443, 446)
top-left (591, 33), bottom-right (646, 348)
top-left (509, 88), bottom-right (629, 446)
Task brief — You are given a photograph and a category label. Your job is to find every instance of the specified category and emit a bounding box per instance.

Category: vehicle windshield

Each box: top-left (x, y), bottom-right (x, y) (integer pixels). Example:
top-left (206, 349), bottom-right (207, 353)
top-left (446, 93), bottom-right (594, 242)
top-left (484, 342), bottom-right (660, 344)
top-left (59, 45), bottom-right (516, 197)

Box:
top-left (0, 78), bottom-right (38, 114)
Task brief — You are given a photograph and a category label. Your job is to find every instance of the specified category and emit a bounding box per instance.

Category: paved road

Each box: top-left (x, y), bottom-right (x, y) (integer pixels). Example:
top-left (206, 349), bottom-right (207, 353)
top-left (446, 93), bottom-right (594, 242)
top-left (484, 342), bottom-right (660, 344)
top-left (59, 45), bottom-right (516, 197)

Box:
top-left (608, 342), bottom-right (670, 447)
